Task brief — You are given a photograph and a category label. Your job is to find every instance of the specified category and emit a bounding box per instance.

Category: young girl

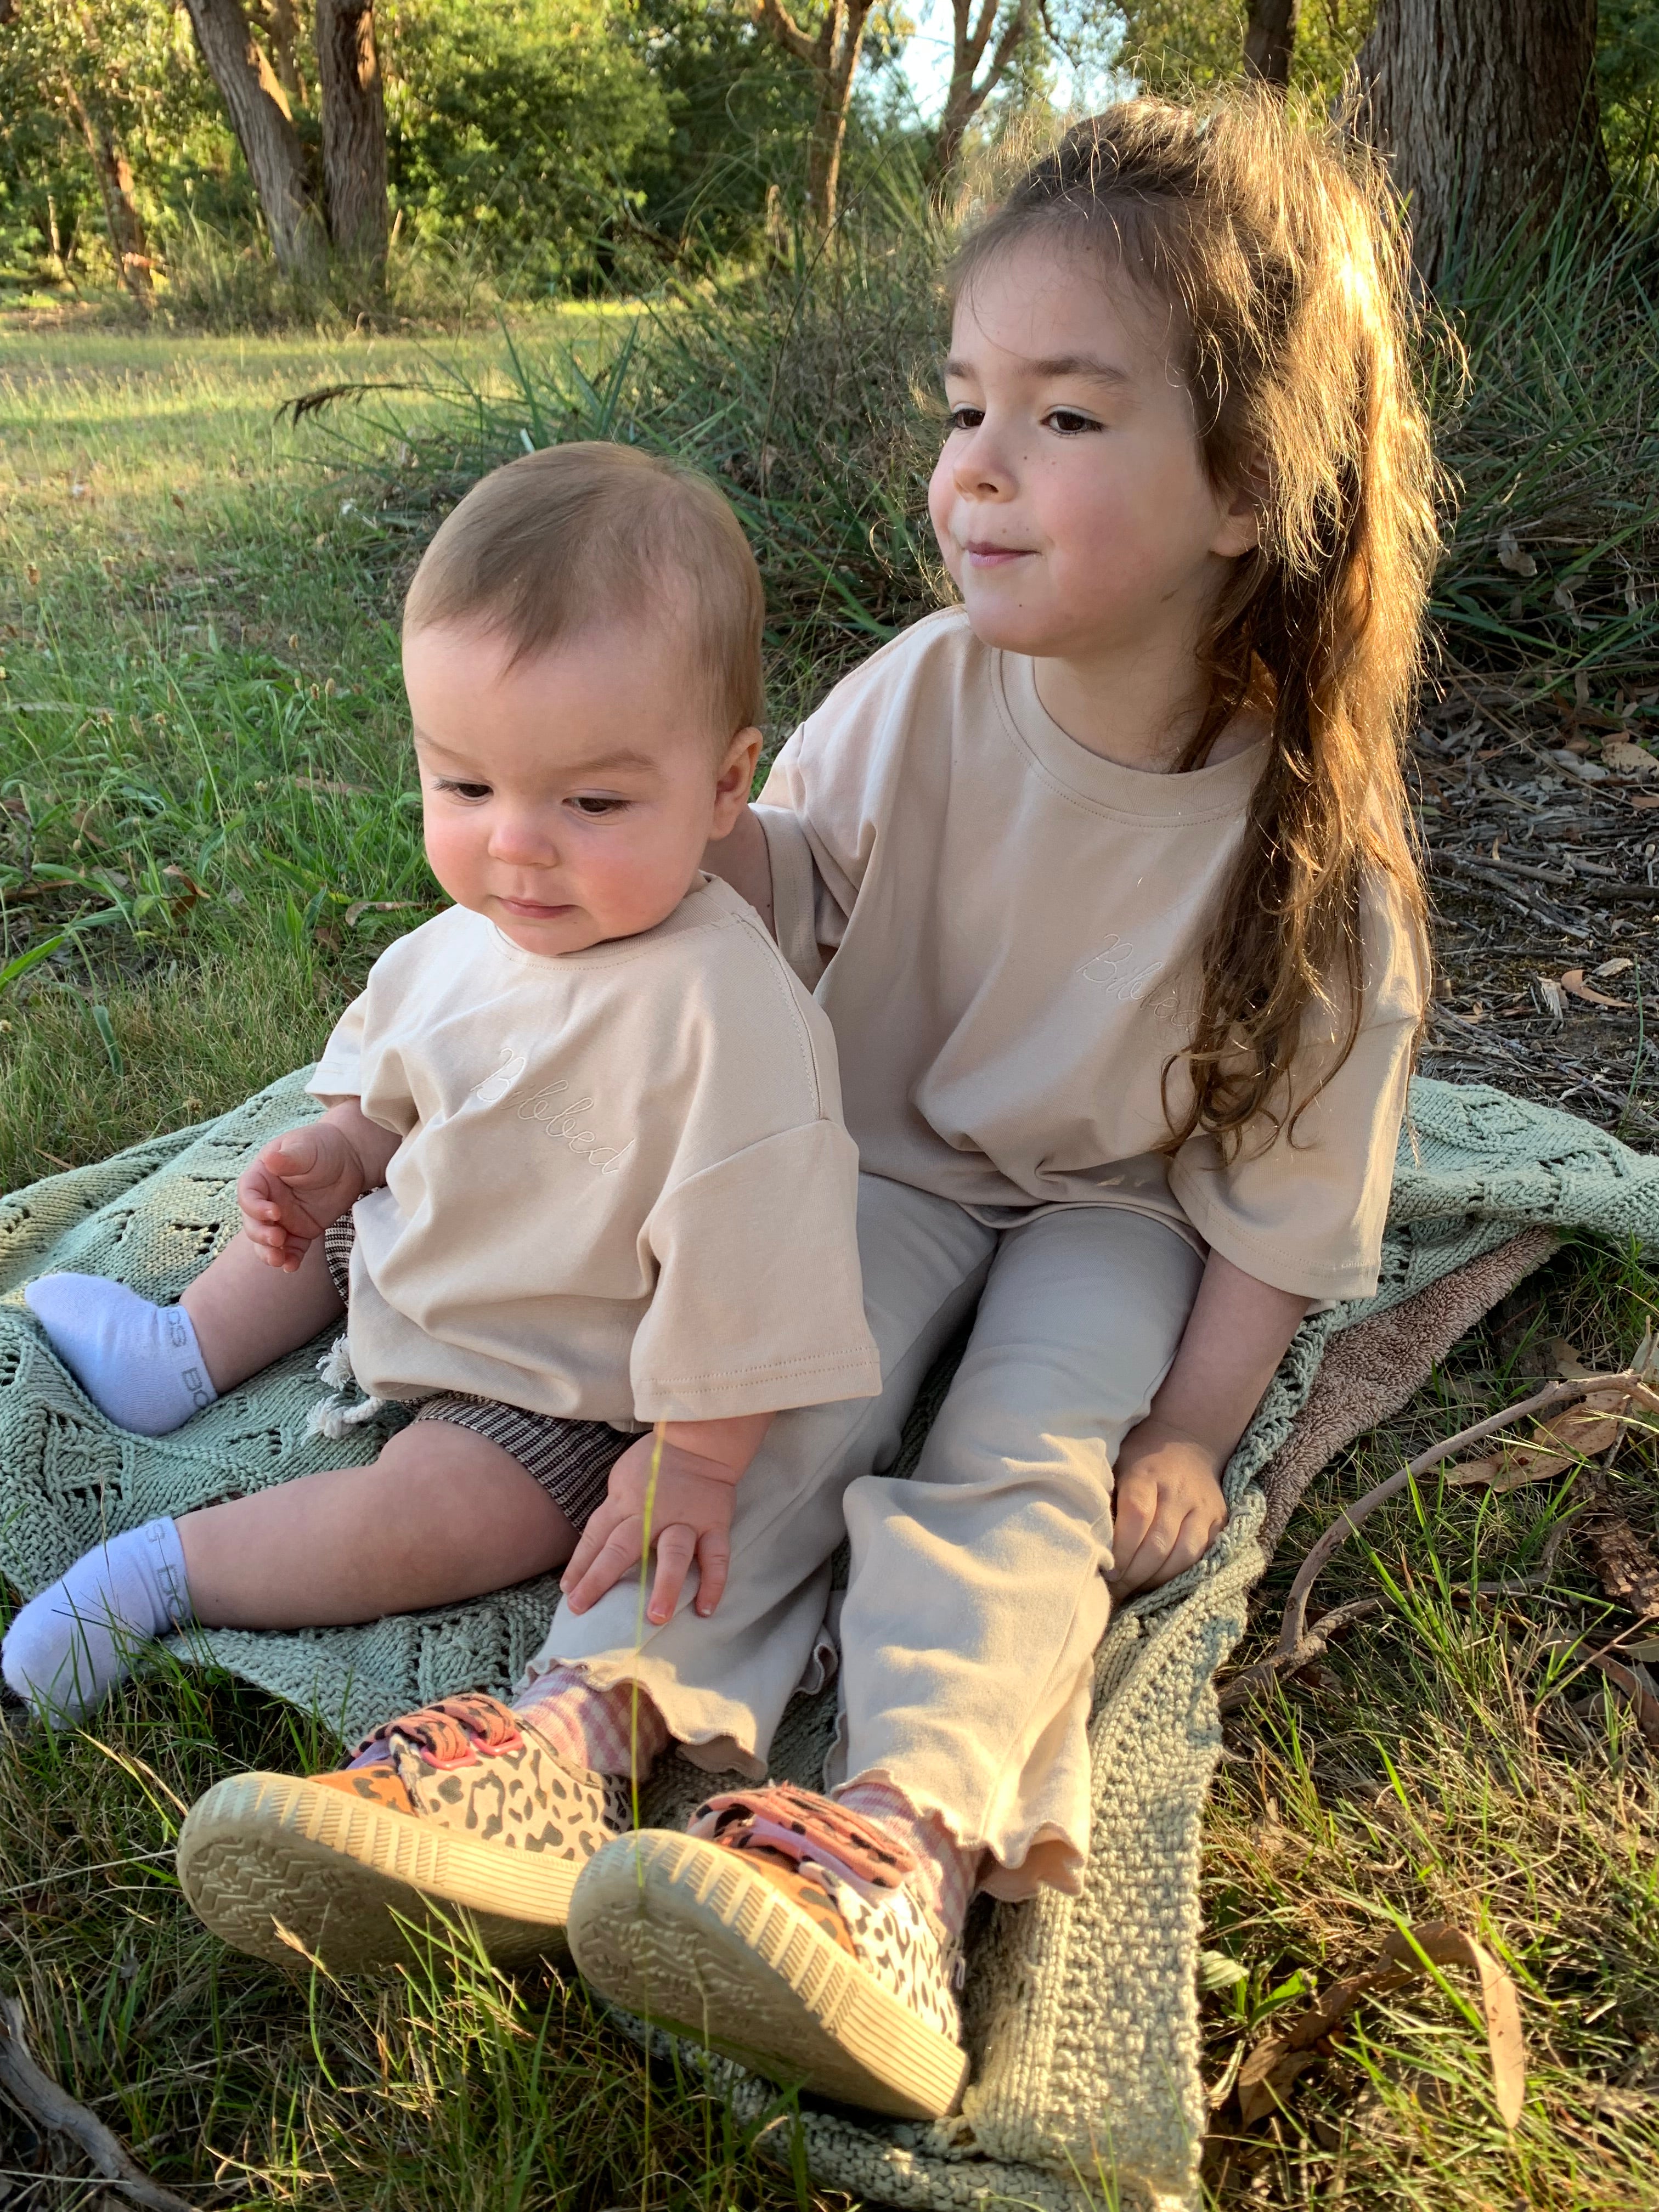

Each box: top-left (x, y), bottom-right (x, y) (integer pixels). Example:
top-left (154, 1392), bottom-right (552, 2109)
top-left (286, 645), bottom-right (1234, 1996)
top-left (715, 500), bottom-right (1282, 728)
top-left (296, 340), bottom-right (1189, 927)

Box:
top-left (179, 92), bottom-right (1436, 2118)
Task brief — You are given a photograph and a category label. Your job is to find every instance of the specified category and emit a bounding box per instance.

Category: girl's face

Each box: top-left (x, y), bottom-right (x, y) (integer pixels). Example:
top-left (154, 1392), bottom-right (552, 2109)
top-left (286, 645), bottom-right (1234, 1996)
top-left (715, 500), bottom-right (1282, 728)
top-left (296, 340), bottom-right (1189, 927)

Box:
top-left (929, 239), bottom-right (1258, 670)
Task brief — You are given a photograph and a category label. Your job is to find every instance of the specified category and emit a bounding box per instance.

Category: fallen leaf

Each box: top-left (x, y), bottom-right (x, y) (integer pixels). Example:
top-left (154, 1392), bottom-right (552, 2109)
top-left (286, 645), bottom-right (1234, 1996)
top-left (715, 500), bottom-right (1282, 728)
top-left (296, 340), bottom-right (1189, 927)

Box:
top-left (1235, 1922), bottom-right (1525, 2130)
top-left (1551, 747), bottom-right (1611, 782)
top-left (1630, 792), bottom-right (1659, 811)
top-left (1497, 529), bottom-right (1537, 578)
top-left (1561, 967), bottom-right (1633, 1010)
top-left (1581, 1508), bottom-right (1659, 1620)
top-left (1602, 738), bottom-right (1657, 775)
top-left (1576, 668), bottom-right (1592, 706)
top-left (1594, 957), bottom-right (1634, 978)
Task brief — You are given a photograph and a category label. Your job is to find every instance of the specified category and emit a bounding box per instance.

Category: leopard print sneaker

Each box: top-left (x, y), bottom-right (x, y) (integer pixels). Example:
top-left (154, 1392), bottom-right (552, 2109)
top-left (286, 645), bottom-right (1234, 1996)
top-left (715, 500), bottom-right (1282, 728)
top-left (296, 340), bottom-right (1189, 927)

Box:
top-left (566, 1781), bottom-right (968, 2119)
top-left (178, 1693), bottom-right (631, 1974)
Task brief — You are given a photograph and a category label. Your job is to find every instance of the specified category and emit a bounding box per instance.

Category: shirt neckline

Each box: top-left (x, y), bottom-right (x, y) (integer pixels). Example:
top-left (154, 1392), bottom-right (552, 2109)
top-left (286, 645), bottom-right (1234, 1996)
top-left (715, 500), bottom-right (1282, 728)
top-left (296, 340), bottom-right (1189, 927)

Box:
top-left (994, 647), bottom-right (1267, 822)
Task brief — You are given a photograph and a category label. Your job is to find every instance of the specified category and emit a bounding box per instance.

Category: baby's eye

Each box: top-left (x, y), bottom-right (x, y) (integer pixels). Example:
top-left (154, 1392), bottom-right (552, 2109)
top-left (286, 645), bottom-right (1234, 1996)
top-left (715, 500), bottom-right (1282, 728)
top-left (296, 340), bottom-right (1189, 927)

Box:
top-left (946, 404), bottom-right (984, 434)
top-left (568, 795), bottom-right (627, 817)
top-left (436, 778), bottom-right (492, 801)
top-left (1043, 408), bottom-right (1101, 437)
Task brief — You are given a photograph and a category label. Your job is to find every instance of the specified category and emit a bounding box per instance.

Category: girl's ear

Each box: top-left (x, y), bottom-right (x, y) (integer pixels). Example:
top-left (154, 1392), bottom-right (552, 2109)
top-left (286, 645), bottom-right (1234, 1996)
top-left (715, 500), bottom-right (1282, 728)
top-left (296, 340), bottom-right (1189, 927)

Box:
top-left (1211, 455), bottom-right (1268, 560)
top-left (712, 725), bottom-right (763, 832)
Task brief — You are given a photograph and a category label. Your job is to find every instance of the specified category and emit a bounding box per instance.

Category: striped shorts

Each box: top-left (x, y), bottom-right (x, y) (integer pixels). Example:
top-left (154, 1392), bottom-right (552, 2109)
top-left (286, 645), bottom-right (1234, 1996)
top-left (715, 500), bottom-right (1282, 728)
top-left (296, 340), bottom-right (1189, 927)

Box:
top-left (321, 1214), bottom-right (626, 1534)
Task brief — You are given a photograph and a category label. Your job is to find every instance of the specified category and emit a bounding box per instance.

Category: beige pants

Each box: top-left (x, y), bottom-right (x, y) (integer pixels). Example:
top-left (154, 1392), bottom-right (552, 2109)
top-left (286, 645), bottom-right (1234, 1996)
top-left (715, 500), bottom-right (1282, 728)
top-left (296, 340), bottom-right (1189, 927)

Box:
top-left (527, 1173), bottom-right (1204, 1898)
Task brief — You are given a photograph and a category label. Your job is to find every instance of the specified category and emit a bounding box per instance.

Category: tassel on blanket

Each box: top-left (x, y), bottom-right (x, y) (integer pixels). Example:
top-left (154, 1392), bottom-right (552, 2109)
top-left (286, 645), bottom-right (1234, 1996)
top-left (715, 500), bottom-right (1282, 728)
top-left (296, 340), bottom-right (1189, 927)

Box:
top-left (307, 1333), bottom-right (387, 1441)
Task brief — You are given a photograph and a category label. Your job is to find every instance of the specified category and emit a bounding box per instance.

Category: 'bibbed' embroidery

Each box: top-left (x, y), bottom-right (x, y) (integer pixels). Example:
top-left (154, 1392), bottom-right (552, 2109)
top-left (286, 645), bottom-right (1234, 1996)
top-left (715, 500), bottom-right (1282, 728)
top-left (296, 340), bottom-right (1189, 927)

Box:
top-left (517, 1080), bottom-right (633, 1173)
top-left (1076, 933), bottom-right (1161, 1006)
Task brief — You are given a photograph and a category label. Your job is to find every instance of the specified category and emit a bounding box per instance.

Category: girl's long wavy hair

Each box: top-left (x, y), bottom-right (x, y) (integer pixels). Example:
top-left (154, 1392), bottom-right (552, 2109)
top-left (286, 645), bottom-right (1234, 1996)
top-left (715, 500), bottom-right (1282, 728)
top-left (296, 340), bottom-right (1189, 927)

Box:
top-left (950, 93), bottom-right (1439, 1153)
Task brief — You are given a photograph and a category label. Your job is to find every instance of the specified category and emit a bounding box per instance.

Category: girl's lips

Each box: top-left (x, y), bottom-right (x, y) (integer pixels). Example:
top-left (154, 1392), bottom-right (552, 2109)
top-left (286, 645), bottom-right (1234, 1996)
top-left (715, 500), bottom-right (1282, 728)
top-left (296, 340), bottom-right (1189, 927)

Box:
top-left (964, 542), bottom-right (1033, 566)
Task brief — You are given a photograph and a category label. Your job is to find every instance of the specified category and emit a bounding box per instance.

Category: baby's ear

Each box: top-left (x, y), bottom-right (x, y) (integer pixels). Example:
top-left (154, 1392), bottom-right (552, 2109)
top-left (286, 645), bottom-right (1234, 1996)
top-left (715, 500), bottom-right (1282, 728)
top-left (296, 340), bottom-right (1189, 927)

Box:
top-left (715, 725), bottom-right (763, 810)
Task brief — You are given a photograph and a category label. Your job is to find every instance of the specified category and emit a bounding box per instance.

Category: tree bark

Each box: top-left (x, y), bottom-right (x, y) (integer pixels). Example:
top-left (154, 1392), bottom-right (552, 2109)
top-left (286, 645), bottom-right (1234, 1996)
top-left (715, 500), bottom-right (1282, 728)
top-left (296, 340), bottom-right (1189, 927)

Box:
top-left (255, 0), bottom-right (307, 110)
top-left (64, 82), bottom-right (151, 300)
top-left (932, 0), bottom-right (1032, 180)
top-left (184, 0), bottom-right (325, 278)
top-left (1358, 0), bottom-right (1612, 285)
top-left (754, 0), bottom-right (874, 232)
top-left (1243, 0), bottom-right (1298, 87)
top-left (315, 0), bottom-right (388, 275)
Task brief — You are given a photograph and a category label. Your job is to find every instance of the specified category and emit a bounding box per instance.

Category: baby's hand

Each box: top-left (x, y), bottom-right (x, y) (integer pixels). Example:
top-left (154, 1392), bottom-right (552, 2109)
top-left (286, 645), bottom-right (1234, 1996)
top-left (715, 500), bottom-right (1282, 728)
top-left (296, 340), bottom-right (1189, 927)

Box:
top-left (1107, 1417), bottom-right (1229, 1596)
top-left (238, 1124), bottom-right (369, 1273)
top-left (560, 1433), bottom-right (739, 1626)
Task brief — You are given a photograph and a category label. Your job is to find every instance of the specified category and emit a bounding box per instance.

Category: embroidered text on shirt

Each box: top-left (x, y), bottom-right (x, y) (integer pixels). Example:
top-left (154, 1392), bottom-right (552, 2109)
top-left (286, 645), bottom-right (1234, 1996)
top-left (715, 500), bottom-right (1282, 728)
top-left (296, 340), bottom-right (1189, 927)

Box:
top-left (516, 1080), bottom-right (634, 1173)
top-left (473, 1044), bottom-right (527, 1104)
top-left (1077, 935), bottom-right (1161, 1006)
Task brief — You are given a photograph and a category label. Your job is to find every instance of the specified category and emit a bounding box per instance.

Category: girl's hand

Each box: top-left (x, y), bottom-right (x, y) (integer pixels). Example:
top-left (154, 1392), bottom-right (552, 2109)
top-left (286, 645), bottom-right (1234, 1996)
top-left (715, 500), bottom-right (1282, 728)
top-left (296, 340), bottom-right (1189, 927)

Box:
top-left (1106, 1416), bottom-right (1229, 1595)
top-left (560, 1434), bottom-right (740, 1626)
top-left (237, 1124), bottom-right (369, 1273)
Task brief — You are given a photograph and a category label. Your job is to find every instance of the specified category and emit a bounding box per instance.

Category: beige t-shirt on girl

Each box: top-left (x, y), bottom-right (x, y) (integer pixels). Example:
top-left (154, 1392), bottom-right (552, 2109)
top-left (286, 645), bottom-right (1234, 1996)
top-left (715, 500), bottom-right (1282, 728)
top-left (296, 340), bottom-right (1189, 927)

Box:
top-left (306, 874), bottom-right (882, 1427)
top-left (754, 608), bottom-right (1424, 1302)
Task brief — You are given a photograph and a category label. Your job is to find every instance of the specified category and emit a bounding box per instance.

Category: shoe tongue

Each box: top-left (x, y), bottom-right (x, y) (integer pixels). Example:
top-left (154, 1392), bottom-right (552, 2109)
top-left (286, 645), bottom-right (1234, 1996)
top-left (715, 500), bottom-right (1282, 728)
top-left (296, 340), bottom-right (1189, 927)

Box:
top-left (690, 1781), bottom-right (916, 1892)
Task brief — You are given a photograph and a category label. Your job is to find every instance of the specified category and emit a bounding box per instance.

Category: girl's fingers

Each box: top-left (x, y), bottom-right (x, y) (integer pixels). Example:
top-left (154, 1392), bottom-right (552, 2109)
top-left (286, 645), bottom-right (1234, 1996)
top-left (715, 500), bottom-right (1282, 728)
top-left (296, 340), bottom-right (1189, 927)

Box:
top-left (647, 1525), bottom-right (697, 1624)
top-left (693, 1528), bottom-right (731, 1616)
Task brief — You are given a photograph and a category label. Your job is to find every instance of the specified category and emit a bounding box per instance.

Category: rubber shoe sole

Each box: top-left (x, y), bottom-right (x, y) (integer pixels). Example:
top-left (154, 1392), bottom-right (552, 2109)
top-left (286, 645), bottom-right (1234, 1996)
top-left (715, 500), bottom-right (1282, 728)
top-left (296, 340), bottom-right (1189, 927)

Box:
top-left (177, 1770), bottom-right (583, 1973)
top-left (567, 1831), bottom-right (968, 2120)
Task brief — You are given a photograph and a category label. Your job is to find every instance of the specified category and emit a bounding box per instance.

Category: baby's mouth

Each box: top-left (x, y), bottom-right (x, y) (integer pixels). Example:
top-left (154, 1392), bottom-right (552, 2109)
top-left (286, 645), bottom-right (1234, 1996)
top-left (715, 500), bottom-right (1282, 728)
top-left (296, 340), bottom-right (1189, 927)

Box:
top-left (963, 540), bottom-right (1034, 568)
top-left (498, 895), bottom-right (575, 919)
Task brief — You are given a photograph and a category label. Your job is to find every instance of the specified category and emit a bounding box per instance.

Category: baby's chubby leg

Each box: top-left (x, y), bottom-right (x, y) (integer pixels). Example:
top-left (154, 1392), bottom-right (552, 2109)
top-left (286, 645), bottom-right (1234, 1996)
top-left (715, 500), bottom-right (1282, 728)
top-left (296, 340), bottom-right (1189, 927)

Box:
top-left (25, 1227), bottom-right (346, 1437)
top-left (3, 1424), bottom-right (576, 1722)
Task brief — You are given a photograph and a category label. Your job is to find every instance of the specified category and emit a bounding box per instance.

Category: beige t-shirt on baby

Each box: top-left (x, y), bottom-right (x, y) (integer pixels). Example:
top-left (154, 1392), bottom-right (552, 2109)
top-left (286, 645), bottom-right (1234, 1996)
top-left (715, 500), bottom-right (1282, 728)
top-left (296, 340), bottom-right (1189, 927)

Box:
top-left (306, 874), bottom-right (881, 1426)
top-left (754, 608), bottom-right (1424, 1302)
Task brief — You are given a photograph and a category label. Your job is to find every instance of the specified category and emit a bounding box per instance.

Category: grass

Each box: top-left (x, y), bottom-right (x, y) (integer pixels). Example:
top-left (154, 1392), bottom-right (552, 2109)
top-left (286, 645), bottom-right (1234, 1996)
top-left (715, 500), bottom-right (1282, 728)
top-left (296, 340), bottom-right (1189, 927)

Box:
top-left (1, 185), bottom-right (1658, 2209)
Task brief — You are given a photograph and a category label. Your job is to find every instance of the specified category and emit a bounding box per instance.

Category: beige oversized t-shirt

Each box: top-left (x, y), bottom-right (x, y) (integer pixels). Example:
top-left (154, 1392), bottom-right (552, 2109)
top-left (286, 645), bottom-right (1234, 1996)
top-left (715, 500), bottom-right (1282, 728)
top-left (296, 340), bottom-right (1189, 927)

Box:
top-left (306, 875), bottom-right (881, 1426)
top-left (754, 609), bottom-right (1424, 1302)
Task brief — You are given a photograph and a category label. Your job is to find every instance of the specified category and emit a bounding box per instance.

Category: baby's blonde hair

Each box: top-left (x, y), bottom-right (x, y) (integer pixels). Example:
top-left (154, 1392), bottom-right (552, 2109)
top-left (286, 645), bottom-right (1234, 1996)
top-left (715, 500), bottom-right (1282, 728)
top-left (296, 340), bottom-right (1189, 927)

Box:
top-left (405, 442), bottom-right (766, 739)
top-left (954, 92), bottom-right (1438, 1152)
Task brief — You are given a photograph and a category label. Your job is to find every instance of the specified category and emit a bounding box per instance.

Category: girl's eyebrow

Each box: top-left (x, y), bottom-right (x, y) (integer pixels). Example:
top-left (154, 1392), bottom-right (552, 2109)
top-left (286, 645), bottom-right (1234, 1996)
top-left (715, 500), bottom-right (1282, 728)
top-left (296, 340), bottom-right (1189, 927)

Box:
top-left (943, 351), bottom-right (1133, 387)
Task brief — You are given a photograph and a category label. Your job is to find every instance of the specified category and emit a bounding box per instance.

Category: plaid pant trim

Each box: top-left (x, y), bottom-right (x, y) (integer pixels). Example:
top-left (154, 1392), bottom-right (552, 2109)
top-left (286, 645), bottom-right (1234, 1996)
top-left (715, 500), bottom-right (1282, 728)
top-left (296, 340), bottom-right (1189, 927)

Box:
top-left (320, 1210), bottom-right (625, 1532)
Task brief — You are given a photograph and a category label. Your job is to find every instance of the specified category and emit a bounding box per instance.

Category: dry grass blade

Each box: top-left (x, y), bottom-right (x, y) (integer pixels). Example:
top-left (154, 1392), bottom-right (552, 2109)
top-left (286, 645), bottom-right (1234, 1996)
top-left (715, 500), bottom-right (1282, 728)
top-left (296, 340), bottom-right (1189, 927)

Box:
top-left (0, 1996), bottom-right (194, 2211)
top-left (1273, 1365), bottom-right (1656, 1664)
top-left (1234, 1921), bottom-right (1526, 2131)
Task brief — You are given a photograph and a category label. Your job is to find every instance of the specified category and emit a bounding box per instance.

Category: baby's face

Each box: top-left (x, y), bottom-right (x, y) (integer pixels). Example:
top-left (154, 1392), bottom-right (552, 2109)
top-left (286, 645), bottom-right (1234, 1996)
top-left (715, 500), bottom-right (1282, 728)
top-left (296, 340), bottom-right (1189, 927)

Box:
top-left (404, 617), bottom-right (758, 957)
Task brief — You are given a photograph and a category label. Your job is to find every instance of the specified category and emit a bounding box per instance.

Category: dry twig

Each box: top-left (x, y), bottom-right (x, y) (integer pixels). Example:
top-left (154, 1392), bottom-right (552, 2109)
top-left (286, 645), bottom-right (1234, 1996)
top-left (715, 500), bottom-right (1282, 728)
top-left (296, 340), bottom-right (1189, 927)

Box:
top-left (0, 1996), bottom-right (193, 2212)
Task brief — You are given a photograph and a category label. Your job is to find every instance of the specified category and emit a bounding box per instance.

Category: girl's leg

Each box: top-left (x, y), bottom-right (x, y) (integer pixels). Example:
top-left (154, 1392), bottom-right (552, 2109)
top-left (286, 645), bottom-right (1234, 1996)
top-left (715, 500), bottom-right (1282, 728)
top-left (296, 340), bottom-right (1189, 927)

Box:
top-left (833, 1206), bottom-right (1206, 1900)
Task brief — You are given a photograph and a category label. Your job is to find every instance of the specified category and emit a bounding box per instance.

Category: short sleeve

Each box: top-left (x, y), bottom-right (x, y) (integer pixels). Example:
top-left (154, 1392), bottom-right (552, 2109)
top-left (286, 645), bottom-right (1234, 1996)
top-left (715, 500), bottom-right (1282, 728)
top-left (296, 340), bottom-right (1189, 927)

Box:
top-left (1169, 1015), bottom-right (1415, 1300)
top-left (307, 990), bottom-right (369, 1101)
top-left (630, 1119), bottom-right (881, 1422)
top-left (752, 805), bottom-right (826, 989)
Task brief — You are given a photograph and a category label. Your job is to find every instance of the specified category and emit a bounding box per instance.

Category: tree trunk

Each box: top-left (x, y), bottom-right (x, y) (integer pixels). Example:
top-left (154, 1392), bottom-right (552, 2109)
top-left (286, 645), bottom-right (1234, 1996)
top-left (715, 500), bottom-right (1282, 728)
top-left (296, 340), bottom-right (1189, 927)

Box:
top-left (64, 83), bottom-right (151, 300)
top-left (1243, 0), bottom-right (1298, 87)
top-left (315, 0), bottom-right (388, 276)
top-left (184, 0), bottom-right (325, 278)
top-left (1358, 0), bottom-right (1612, 285)
top-left (754, 0), bottom-right (873, 232)
top-left (932, 0), bottom-right (1032, 181)
top-left (255, 0), bottom-right (307, 110)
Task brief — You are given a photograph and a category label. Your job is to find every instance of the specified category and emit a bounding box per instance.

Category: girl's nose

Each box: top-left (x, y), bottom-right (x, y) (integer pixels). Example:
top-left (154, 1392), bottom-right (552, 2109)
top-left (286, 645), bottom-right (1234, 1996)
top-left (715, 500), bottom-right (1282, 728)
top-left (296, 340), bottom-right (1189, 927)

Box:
top-left (952, 420), bottom-right (1015, 500)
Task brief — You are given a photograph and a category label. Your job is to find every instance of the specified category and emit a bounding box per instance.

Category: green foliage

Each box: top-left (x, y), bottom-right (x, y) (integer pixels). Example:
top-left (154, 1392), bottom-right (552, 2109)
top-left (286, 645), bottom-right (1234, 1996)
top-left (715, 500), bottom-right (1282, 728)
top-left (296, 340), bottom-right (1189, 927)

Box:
top-left (1601, 0), bottom-right (1659, 160)
top-left (1115, 0), bottom-right (1374, 103)
top-left (381, 0), bottom-right (670, 292)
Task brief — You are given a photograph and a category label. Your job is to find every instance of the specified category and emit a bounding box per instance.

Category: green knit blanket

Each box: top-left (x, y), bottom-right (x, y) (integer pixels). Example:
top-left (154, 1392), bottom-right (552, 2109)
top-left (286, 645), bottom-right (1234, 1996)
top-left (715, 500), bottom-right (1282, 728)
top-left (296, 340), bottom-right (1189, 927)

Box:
top-left (1, 1069), bottom-right (1654, 2211)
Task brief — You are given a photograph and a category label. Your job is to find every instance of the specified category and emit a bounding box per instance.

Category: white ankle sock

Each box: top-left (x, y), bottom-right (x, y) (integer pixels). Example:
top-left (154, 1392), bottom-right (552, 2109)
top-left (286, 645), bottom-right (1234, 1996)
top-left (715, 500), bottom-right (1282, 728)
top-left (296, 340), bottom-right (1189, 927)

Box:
top-left (25, 1274), bottom-right (217, 1435)
top-left (2, 1517), bottom-right (194, 1722)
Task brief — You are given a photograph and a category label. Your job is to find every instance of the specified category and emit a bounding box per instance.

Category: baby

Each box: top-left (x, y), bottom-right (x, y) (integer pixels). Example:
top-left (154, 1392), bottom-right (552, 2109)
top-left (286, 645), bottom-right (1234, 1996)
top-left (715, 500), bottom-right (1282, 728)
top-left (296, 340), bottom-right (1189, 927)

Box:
top-left (5, 441), bottom-right (880, 1723)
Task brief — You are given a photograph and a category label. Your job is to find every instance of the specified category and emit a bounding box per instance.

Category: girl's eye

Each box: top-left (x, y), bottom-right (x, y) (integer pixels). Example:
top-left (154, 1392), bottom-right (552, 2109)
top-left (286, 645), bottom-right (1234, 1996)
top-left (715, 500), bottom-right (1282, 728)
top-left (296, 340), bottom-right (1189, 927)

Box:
top-left (946, 404), bottom-right (984, 434)
top-left (436, 779), bottom-right (492, 801)
top-left (568, 795), bottom-right (627, 817)
top-left (1044, 408), bottom-right (1101, 437)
